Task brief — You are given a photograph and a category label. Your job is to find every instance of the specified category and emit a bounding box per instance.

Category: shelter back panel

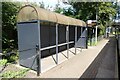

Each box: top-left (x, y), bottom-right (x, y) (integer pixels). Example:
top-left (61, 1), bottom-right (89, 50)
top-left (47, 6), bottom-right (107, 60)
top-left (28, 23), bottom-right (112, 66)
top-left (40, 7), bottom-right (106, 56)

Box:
top-left (69, 26), bottom-right (75, 41)
top-left (40, 22), bottom-right (56, 58)
top-left (40, 22), bottom-right (56, 48)
top-left (58, 25), bottom-right (66, 44)
top-left (58, 45), bottom-right (67, 52)
top-left (69, 26), bottom-right (75, 48)
top-left (40, 22), bottom-right (50, 48)
top-left (41, 47), bottom-right (56, 58)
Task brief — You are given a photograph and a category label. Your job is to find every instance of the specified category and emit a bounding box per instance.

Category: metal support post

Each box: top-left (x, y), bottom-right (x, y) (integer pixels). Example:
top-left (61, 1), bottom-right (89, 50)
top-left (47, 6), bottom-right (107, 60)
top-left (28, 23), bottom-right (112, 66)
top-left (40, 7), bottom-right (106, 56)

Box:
top-left (86, 26), bottom-right (88, 49)
top-left (115, 27), bottom-right (117, 38)
top-left (95, 2), bottom-right (98, 45)
top-left (56, 24), bottom-right (58, 64)
top-left (66, 26), bottom-right (69, 59)
top-left (80, 27), bottom-right (83, 51)
top-left (90, 28), bottom-right (92, 46)
top-left (75, 26), bottom-right (77, 54)
top-left (95, 26), bottom-right (98, 45)
top-left (36, 44), bottom-right (40, 76)
top-left (37, 20), bottom-right (41, 76)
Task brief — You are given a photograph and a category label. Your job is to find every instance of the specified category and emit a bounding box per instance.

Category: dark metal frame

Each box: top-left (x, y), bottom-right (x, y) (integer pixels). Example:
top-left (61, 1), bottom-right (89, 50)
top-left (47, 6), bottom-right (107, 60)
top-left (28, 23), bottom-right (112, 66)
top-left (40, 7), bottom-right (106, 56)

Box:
top-left (17, 20), bottom-right (87, 75)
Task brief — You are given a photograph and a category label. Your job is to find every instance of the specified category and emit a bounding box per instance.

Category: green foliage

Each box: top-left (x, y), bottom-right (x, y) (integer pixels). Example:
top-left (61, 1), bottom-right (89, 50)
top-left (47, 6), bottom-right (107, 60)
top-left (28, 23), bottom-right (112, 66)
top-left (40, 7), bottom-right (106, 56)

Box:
top-left (99, 24), bottom-right (105, 35)
top-left (54, 4), bottom-right (75, 18)
top-left (98, 2), bottom-right (116, 26)
top-left (88, 38), bottom-right (96, 46)
top-left (54, 4), bottom-right (64, 13)
top-left (2, 2), bottom-right (21, 51)
top-left (70, 2), bottom-right (97, 20)
top-left (69, 2), bottom-right (116, 35)
top-left (0, 59), bottom-right (7, 66)
top-left (63, 7), bottom-right (75, 17)
top-left (39, 1), bottom-right (45, 8)
top-left (8, 53), bottom-right (18, 63)
top-left (55, 2), bottom-right (116, 35)
top-left (2, 2), bottom-right (21, 63)
top-left (70, 2), bottom-right (116, 21)
top-left (0, 68), bottom-right (30, 78)
top-left (2, 50), bottom-right (18, 63)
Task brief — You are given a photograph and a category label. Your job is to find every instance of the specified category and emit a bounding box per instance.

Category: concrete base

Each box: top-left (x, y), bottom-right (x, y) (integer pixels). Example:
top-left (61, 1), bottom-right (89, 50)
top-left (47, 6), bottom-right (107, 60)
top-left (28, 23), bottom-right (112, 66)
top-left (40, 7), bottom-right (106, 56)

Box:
top-left (41, 48), bottom-right (82, 73)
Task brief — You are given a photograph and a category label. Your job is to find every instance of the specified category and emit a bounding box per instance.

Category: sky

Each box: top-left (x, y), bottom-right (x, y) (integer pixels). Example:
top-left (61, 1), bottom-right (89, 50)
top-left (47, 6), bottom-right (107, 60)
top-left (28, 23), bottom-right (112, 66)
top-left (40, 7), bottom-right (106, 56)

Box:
top-left (13, 0), bottom-right (120, 7)
top-left (13, 0), bottom-right (120, 11)
top-left (14, 0), bottom-right (68, 9)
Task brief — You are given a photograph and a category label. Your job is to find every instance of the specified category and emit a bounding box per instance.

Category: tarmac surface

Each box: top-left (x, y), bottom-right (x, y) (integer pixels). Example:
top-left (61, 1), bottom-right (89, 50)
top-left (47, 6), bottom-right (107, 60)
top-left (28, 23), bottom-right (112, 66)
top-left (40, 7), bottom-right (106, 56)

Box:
top-left (81, 36), bottom-right (117, 78)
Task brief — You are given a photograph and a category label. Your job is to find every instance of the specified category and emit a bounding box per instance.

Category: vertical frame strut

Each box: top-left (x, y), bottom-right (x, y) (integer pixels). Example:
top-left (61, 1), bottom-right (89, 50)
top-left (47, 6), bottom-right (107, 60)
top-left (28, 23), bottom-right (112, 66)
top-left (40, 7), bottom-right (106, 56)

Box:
top-left (75, 26), bottom-right (77, 54)
top-left (56, 24), bottom-right (58, 64)
top-left (37, 20), bottom-right (41, 76)
top-left (66, 26), bottom-right (69, 59)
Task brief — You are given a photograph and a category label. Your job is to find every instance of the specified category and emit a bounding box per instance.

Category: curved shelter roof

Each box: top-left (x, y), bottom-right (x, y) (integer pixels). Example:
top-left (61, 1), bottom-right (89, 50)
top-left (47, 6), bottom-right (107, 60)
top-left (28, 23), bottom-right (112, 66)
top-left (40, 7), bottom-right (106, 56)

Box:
top-left (17, 5), bottom-right (86, 26)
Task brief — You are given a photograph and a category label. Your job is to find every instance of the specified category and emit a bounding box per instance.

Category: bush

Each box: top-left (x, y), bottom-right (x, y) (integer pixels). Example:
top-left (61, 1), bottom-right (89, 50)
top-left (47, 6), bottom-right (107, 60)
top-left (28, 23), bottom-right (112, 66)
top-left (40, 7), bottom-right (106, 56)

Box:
top-left (2, 50), bottom-right (18, 63)
top-left (0, 59), bottom-right (7, 66)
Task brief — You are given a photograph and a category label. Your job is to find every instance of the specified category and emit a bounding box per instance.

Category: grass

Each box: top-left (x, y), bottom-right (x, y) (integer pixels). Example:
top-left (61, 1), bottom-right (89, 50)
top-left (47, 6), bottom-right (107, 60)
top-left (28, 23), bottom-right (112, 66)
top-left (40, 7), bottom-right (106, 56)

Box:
top-left (0, 59), bottom-right (30, 78)
top-left (88, 38), bottom-right (96, 46)
top-left (0, 68), bottom-right (30, 78)
top-left (88, 39), bottom-right (101, 46)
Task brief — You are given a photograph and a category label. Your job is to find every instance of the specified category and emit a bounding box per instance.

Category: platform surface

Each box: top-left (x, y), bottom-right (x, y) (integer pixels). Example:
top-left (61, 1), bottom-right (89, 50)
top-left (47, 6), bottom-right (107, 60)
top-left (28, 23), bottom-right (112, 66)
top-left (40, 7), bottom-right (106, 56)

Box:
top-left (13, 36), bottom-right (117, 78)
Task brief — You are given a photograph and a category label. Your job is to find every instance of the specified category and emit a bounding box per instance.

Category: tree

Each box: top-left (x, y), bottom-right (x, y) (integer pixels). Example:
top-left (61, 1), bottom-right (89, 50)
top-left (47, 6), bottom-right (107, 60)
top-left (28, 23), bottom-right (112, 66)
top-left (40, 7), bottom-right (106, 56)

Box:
top-left (0, 2), bottom-right (2, 52)
top-left (98, 2), bottom-right (116, 25)
top-left (98, 2), bottom-right (116, 34)
top-left (54, 3), bottom-right (64, 13)
top-left (55, 1), bottom-right (116, 35)
top-left (54, 3), bottom-right (75, 18)
top-left (69, 2), bottom-right (116, 34)
top-left (39, 1), bottom-right (45, 8)
top-left (2, 2), bottom-right (21, 52)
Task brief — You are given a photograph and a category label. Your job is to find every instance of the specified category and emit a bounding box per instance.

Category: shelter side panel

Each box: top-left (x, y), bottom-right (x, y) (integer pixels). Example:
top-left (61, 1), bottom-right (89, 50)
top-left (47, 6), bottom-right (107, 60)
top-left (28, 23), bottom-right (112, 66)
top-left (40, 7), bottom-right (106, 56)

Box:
top-left (17, 22), bottom-right (39, 71)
